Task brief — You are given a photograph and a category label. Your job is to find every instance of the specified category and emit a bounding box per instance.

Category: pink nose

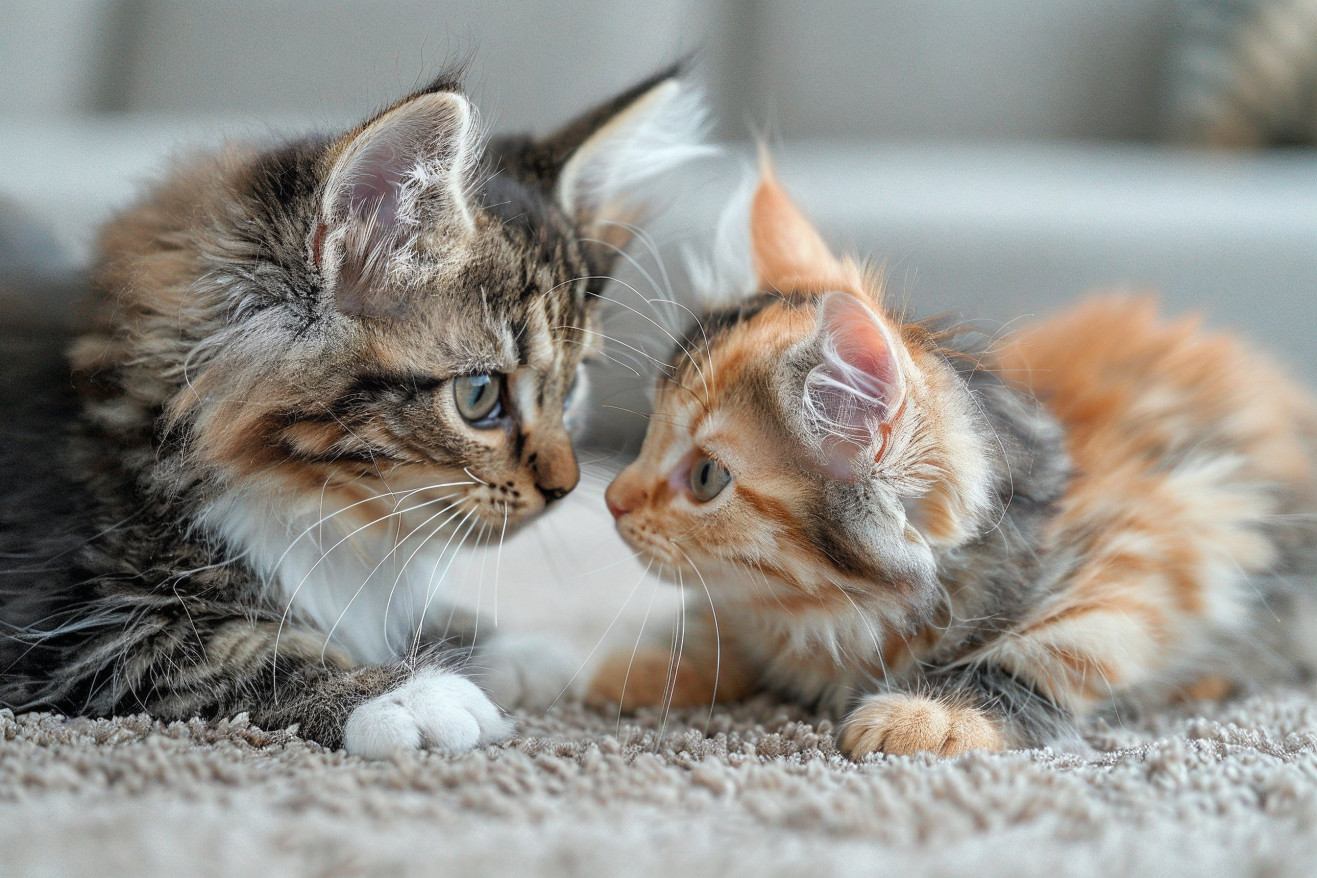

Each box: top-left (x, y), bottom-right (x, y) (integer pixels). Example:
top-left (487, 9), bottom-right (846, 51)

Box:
top-left (604, 480), bottom-right (633, 520)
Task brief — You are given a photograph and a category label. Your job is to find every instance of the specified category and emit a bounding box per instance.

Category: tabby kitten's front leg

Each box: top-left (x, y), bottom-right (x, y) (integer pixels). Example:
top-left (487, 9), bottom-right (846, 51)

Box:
top-left (74, 600), bottom-right (512, 757)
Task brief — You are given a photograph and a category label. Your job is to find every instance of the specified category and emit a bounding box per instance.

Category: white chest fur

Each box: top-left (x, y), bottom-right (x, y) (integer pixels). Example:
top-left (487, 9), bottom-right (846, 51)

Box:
top-left (205, 487), bottom-right (485, 665)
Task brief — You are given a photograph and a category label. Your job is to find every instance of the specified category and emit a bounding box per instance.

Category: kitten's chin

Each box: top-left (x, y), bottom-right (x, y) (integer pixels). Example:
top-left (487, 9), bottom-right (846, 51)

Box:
top-left (613, 522), bottom-right (687, 574)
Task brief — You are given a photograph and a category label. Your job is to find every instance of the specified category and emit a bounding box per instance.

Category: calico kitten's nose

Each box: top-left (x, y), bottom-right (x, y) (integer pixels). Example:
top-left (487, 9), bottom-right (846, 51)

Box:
top-left (605, 477), bottom-right (638, 520)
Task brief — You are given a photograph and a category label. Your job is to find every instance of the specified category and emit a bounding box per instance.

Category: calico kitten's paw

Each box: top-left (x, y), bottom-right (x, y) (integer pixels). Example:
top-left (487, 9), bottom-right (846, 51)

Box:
top-left (839, 693), bottom-right (1005, 759)
top-left (342, 668), bottom-right (514, 759)
top-left (587, 646), bottom-right (711, 712)
top-left (476, 632), bottom-right (580, 712)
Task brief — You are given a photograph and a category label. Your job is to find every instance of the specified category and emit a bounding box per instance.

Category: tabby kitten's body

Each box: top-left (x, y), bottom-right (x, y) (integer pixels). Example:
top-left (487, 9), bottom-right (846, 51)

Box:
top-left (0, 70), bottom-right (709, 757)
top-left (589, 165), bottom-right (1317, 757)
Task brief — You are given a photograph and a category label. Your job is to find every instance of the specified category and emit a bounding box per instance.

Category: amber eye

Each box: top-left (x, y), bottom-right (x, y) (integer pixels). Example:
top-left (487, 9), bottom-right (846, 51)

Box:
top-left (453, 373), bottom-right (503, 427)
top-left (689, 453), bottom-right (732, 502)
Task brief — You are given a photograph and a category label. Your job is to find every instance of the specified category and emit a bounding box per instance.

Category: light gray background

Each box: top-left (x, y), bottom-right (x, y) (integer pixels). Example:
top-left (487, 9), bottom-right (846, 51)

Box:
top-left (2, 0), bottom-right (1314, 406)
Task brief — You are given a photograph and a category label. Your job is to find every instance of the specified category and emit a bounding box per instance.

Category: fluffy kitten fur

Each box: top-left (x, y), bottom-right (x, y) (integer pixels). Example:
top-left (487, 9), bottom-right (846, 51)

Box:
top-left (588, 162), bottom-right (1317, 758)
top-left (0, 69), bottom-right (710, 757)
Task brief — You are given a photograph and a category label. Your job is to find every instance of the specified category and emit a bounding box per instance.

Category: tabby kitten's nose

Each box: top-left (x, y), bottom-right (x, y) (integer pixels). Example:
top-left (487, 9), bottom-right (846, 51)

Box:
top-left (529, 442), bottom-right (579, 504)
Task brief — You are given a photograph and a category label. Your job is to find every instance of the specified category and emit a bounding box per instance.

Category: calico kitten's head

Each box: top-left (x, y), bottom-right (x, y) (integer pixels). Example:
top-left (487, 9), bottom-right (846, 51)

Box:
top-left (606, 163), bottom-right (1003, 624)
top-left (76, 69), bottom-right (710, 535)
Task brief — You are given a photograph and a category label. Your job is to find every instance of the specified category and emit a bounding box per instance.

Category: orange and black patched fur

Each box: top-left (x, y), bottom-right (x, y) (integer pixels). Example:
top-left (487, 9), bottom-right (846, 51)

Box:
top-left (588, 162), bottom-right (1317, 758)
top-left (0, 69), bottom-right (711, 757)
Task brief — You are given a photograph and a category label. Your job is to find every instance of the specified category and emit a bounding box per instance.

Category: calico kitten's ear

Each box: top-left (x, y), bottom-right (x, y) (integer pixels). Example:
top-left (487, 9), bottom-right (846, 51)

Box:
top-left (804, 291), bottom-right (906, 482)
top-left (553, 71), bottom-right (715, 251)
top-left (317, 90), bottom-right (481, 317)
top-left (750, 158), bottom-right (849, 294)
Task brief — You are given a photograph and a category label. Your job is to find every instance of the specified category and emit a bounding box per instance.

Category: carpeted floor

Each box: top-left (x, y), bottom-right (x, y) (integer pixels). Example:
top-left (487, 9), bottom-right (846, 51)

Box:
top-left (4, 495), bottom-right (1317, 877)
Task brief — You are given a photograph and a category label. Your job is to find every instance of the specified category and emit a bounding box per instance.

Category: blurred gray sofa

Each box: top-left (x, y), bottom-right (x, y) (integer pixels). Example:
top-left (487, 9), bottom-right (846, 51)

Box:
top-left (2, 0), bottom-right (1314, 398)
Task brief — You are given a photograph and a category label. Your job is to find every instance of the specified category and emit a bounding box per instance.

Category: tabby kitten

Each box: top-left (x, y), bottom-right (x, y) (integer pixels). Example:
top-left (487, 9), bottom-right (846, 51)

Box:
top-left (588, 162), bottom-right (1317, 758)
top-left (0, 69), bottom-right (710, 757)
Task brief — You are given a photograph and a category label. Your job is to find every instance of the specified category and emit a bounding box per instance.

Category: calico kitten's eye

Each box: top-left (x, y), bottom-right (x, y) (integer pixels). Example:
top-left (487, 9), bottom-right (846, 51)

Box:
top-left (689, 453), bottom-right (732, 502)
top-left (453, 373), bottom-right (503, 427)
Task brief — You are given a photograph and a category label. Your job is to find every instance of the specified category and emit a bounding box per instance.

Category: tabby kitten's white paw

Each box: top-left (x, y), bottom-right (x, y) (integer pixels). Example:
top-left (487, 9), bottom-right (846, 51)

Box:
top-left (342, 668), bottom-right (513, 759)
top-left (477, 632), bottom-right (580, 712)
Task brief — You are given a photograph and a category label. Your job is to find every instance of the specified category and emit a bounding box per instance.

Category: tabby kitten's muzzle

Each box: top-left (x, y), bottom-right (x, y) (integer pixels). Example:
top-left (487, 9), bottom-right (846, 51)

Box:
top-left (526, 433), bottom-right (578, 504)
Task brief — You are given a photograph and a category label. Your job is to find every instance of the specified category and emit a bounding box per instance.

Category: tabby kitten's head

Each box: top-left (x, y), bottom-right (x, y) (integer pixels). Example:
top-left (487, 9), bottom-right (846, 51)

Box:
top-left (606, 164), bottom-right (1003, 625)
top-left (76, 70), bottom-right (710, 536)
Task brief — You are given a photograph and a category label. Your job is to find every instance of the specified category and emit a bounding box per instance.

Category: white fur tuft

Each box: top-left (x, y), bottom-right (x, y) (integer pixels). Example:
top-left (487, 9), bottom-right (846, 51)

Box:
top-left (557, 79), bottom-right (719, 229)
top-left (684, 165), bottom-right (758, 309)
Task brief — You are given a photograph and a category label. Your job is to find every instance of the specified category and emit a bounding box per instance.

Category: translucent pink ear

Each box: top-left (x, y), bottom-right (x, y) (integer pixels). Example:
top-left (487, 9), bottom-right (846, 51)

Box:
top-left (804, 291), bottom-right (905, 482)
top-left (318, 91), bottom-right (480, 317)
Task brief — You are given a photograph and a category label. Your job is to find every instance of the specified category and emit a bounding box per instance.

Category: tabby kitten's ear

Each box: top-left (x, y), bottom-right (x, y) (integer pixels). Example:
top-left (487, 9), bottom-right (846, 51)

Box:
top-left (552, 72), bottom-right (715, 251)
top-left (317, 89), bottom-right (481, 317)
top-left (805, 290), bottom-right (906, 482)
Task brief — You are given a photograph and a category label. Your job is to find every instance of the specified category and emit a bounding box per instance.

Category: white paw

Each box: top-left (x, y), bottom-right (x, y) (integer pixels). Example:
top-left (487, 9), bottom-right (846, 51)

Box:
top-left (342, 668), bottom-right (514, 759)
top-left (475, 632), bottom-right (580, 712)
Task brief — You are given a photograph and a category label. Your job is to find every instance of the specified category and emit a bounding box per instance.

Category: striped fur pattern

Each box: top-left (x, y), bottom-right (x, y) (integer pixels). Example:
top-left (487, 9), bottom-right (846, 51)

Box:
top-left (0, 69), bottom-right (710, 756)
top-left (589, 162), bottom-right (1317, 758)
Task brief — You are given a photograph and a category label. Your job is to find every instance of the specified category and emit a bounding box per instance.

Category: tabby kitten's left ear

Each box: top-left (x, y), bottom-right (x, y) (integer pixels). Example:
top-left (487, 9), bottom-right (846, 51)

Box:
top-left (317, 89), bottom-right (482, 317)
top-left (550, 70), bottom-right (716, 252)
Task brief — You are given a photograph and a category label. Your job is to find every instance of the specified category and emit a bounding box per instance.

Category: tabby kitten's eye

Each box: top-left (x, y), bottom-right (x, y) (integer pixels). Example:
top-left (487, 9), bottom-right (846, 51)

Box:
top-left (453, 373), bottom-right (503, 427)
top-left (689, 453), bottom-right (732, 502)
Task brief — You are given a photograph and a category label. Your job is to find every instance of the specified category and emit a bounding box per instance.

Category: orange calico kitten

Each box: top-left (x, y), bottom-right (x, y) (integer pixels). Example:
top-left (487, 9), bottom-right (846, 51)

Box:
top-left (587, 164), bottom-right (1317, 758)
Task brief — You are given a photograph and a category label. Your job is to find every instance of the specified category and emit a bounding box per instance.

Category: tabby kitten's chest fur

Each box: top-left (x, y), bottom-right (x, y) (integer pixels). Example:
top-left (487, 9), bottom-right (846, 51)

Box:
top-left (589, 163), bottom-right (1317, 758)
top-left (0, 69), bottom-right (711, 757)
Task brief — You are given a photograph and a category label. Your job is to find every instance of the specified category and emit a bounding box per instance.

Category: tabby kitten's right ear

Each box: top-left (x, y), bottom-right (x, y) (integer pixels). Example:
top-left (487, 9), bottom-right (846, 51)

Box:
top-left (549, 70), bottom-right (716, 253)
top-left (316, 90), bottom-right (482, 318)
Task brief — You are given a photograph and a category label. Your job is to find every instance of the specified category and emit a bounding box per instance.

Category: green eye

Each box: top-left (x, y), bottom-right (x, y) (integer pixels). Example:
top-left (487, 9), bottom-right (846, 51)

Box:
top-left (453, 373), bottom-right (503, 426)
top-left (689, 453), bottom-right (732, 502)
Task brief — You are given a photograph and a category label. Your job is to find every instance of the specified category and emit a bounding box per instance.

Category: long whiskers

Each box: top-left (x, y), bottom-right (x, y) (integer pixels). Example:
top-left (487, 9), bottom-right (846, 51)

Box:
top-left (547, 557), bottom-right (655, 713)
top-left (673, 544), bottom-right (722, 732)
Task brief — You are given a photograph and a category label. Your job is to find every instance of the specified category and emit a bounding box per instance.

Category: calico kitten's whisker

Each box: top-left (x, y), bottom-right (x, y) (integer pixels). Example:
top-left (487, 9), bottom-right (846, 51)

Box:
top-left (673, 545), bottom-right (722, 733)
top-left (617, 567), bottom-right (663, 738)
top-left (657, 567), bottom-right (689, 746)
top-left (547, 557), bottom-right (653, 713)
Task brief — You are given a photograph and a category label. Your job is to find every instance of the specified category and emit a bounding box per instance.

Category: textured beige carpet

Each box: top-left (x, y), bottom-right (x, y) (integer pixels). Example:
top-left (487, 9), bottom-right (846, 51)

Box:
top-left (4, 494), bottom-right (1317, 877)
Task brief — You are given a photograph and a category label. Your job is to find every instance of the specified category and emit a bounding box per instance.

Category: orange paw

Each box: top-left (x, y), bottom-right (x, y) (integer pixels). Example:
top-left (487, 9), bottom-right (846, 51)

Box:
top-left (839, 693), bottom-right (1005, 759)
top-left (587, 646), bottom-right (693, 712)
top-left (1174, 674), bottom-right (1235, 703)
top-left (587, 644), bottom-right (750, 713)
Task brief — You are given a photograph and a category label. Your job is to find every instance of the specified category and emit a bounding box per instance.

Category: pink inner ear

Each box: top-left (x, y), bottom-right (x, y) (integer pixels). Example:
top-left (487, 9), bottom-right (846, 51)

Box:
top-left (806, 291), bottom-right (904, 482)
